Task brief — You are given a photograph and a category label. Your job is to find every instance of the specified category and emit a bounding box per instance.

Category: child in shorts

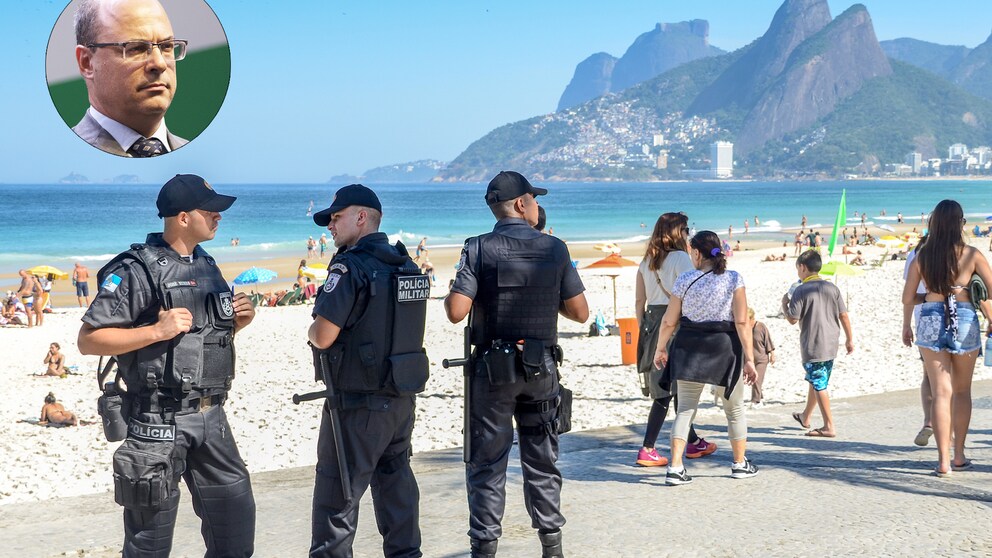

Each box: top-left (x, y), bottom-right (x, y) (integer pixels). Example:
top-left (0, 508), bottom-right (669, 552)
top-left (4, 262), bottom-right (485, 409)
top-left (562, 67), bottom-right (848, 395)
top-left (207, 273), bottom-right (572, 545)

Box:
top-left (781, 251), bottom-right (854, 437)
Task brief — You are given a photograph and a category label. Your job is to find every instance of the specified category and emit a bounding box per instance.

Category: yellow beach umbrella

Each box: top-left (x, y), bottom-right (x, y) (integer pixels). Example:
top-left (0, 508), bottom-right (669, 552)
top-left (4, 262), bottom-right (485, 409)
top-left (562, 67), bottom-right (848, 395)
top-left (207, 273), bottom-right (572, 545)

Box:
top-left (876, 238), bottom-right (906, 250)
top-left (300, 266), bottom-right (328, 280)
top-left (28, 265), bottom-right (69, 280)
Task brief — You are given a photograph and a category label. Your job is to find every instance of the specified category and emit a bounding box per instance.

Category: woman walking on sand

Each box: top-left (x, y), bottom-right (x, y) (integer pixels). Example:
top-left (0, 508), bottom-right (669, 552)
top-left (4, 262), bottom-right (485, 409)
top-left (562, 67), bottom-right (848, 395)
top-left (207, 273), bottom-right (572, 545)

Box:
top-left (902, 199), bottom-right (992, 476)
top-left (632, 213), bottom-right (716, 467)
top-left (654, 231), bottom-right (758, 485)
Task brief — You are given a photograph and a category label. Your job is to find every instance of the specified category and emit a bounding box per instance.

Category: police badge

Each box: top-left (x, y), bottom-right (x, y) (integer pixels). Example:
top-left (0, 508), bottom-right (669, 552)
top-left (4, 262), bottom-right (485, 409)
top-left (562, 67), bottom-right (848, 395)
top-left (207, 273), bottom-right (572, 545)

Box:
top-left (218, 292), bottom-right (235, 318)
top-left (324, 273), bottom-right (341, 293)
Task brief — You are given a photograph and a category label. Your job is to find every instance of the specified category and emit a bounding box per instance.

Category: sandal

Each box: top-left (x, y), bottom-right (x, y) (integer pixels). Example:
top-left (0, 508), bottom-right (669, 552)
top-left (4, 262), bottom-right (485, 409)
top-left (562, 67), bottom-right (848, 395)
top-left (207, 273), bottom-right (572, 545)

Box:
top-left (951, 460), bottom-right (973, 471)
top-left (791, 412), bottom-right (810, 429)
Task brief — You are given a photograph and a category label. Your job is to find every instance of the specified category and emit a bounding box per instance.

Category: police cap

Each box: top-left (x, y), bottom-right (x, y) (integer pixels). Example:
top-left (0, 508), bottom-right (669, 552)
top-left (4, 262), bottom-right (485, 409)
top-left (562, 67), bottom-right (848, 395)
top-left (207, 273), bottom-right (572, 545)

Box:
top-left (156, 174), bottom-right (236, 218)
top-left (313, 184), bottom-right (382, 226)
top-left (485, 171), bottom-right (547, 205)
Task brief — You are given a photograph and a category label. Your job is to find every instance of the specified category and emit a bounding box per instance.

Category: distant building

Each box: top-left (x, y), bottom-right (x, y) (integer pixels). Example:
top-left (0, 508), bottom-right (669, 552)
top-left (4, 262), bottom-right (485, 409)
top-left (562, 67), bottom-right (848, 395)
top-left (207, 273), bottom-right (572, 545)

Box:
top-left (905, 152), bottom-right (922, 174)
top-left (949, 143), bottom-right (968, 160)
top-left (884, 163), bottom-right (912, 176)
top-left (656, 150), bottom-right (668, 169)
top-left (711, 141), bottom-right (733, 178)
top-left (973, 146), bottom-right (991, 166)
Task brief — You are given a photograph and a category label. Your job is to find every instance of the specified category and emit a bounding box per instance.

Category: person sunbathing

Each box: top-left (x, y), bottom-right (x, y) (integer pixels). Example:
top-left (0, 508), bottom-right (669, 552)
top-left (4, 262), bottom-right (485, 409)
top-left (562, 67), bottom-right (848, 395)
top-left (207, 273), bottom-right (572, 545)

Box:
top-left (43, 342), bottom-right (66, 377)
top-left (40, 392), bottom-right (78, 426)
top-left (850, 251), bottom-right (867, 266)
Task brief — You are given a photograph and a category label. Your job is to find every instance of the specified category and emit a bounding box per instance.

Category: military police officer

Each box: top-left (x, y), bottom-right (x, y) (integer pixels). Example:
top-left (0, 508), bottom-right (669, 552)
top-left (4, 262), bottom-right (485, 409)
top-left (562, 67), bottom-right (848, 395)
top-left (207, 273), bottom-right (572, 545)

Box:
top-left (444, 171), bottom-right (589, 558)
top-left (307, 184), bottom-right (429, 558)
top-left (78, 174), bottom-right (256, 557)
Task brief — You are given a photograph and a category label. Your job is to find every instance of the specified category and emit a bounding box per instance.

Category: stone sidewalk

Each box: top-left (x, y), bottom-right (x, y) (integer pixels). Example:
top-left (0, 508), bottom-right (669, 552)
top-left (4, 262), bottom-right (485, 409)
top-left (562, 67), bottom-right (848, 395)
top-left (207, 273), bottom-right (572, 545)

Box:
top-left (3, 381), bottom-right (990, 557)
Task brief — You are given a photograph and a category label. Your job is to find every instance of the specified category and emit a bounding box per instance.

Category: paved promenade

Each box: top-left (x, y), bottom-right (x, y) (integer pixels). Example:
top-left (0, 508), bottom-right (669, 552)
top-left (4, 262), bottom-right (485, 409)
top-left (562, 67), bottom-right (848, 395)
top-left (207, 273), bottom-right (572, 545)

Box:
top-left (4, 381), bottom-right (990, 557)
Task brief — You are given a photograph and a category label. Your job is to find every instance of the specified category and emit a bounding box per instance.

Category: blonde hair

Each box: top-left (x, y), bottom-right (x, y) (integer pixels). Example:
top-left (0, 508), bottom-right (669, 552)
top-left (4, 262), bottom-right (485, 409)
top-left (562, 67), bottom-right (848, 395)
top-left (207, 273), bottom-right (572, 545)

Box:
top-left (747, 307), bottom-right (755, 320)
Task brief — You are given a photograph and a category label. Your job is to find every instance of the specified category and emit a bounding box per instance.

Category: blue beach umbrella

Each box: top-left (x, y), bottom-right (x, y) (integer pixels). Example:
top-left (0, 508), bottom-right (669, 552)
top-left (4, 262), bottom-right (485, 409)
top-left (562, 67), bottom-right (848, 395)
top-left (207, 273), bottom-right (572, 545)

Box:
top-left (233, 267), bottom-right (278, 285)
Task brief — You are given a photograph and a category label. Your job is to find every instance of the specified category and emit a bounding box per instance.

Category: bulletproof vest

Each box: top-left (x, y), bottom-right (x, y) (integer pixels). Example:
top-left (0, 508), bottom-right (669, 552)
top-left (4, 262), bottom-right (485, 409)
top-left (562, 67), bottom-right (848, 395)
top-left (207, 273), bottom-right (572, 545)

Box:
top-left (470, 233), bottom-right (562, 347)
top-left (321, 241), bottom-right (430, 396)
top-left (97, 241), bottom-right (236, 397)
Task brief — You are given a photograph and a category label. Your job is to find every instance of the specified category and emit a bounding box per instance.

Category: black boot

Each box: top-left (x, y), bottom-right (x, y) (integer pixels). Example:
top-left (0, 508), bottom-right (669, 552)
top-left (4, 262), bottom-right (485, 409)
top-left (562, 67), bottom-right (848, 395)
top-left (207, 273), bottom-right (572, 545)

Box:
top-left (470, 538), bottom-right (498, 558)
top-left (539, 530), bottom-right (563, 558)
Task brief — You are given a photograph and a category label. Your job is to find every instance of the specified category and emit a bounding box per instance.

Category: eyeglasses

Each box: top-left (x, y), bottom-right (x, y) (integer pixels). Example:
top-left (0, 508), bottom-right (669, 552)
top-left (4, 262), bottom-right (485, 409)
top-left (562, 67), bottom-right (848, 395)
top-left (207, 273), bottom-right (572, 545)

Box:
top-left (87, 39), bottom-right (188, 61)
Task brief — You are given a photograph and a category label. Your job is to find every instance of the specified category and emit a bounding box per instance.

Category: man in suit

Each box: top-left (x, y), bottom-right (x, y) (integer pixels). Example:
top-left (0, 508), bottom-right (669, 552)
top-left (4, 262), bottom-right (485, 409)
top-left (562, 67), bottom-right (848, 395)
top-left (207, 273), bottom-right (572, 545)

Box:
top-left (72, 0), bottom-right (188, 157)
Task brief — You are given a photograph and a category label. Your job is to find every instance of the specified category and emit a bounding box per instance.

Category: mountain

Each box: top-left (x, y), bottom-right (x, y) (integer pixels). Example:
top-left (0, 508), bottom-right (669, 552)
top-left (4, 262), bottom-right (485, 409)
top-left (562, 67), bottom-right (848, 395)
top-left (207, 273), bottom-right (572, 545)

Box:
top-left (59, 172), bottom-right (89, 183)
top-left (951, 32), bottom-right (992, 100)
top-left (556, 20), bottom-right (723, 112)
top-left (439, 0), bottom-right (992, 180)
top-left (557, 53), bottom-right (616, 113)
top-left (329, 160), bottom-right (446, 185)
top-left (880, 38), bottom-right (971, 77)
top-left (690, 0), bottom-right (832, 115)
top-left (733, 4), bottom-right (892, 153)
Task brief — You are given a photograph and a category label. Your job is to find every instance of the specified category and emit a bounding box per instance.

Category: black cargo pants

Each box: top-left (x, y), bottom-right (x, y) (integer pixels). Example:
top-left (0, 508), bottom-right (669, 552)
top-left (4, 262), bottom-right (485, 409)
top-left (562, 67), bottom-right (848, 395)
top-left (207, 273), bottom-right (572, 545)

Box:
top-left (466, 351), bottom-right (564, 541)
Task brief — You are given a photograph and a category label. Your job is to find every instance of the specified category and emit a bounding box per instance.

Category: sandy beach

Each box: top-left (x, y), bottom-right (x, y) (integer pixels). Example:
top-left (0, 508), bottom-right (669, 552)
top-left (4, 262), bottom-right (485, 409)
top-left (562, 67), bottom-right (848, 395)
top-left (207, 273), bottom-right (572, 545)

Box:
top-left (2, 226), bottom-right (989, 505)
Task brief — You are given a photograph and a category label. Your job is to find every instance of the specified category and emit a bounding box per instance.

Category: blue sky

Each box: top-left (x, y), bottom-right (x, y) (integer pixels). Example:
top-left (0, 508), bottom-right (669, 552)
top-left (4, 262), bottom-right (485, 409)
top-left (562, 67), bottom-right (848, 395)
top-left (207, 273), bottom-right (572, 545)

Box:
top-left (1, 0), bottom-right (990, 183)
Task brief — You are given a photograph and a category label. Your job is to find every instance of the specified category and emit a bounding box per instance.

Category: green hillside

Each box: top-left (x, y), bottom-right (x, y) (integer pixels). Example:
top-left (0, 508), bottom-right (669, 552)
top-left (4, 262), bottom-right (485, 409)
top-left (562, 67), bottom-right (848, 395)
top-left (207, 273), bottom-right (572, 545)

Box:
top-left (745, 60), bottom-right (992, 173)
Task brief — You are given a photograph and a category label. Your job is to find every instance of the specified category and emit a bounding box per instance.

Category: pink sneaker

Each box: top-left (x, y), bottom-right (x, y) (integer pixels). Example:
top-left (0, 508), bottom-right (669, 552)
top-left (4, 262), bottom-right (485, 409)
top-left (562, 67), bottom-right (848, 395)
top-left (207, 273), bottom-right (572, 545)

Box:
top-left (636, 447), bottom-right (669, 467)
top-left (685, 438), bottom-right (717, 459)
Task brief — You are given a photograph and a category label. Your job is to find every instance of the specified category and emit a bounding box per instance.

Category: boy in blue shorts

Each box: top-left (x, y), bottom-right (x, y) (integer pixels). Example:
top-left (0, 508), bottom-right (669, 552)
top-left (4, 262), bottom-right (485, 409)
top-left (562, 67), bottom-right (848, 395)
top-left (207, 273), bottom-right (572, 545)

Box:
top-left (781, 251), bottom-right (855, 437)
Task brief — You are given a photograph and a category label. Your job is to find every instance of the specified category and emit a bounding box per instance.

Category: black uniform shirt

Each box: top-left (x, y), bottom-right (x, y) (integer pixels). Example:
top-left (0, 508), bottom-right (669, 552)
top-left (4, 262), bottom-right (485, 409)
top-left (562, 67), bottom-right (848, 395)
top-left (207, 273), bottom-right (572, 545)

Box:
top-left (82, 233), bottom-right (182, 329)
top-left (312, 232), bottom-right (393, 329)
top-left (450, 217), bottom-right (584, 300)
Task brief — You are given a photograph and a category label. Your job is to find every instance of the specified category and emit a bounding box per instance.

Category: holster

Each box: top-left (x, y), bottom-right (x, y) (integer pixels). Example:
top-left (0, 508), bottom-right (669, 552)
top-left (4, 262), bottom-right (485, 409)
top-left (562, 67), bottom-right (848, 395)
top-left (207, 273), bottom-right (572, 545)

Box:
top-left (112, 422), bottom-right (178, 511)
top-left (521, 339), bottom-right (550, 381)
top-left (98, 388), bottom-right (131, 442)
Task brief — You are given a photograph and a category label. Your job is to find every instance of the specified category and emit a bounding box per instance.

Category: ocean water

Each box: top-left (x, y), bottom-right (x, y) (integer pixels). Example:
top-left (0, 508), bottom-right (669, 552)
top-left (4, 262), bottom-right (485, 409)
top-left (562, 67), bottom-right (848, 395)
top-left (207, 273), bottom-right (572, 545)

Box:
top-left (1, 180), bottom-right (990, 275)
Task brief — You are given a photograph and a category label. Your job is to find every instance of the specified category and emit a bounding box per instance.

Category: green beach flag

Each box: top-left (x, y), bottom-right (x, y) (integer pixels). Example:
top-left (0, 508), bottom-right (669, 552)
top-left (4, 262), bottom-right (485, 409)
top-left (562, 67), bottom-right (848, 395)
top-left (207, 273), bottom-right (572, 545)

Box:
top-left (828, 190), bottom-right (847, 256)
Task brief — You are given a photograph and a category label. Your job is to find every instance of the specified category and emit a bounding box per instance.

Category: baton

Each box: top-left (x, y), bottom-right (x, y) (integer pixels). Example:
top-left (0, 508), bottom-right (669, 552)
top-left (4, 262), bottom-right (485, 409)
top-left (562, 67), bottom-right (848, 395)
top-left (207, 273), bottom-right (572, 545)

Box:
top-left (442, 320), bottom-right (473, 463)
top-left (293, 350), bottom-right (353, 505)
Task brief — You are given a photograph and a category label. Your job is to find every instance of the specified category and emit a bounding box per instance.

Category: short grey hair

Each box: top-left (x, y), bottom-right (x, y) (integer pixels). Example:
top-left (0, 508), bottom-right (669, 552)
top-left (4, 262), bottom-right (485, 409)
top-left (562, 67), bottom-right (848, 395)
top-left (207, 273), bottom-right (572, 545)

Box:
top-left (74, 0), bottom-right (102, 46)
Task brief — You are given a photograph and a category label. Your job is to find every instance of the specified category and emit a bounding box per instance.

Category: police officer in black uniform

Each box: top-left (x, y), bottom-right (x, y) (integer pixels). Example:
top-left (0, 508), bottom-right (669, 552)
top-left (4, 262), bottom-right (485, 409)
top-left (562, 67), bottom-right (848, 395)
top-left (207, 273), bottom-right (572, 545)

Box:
top-left (78, 174), bottom-right (256, 557)
top-left (307, 184), bottom-right (428, 558)
top-left (444, 171), bottom-right (589, 558)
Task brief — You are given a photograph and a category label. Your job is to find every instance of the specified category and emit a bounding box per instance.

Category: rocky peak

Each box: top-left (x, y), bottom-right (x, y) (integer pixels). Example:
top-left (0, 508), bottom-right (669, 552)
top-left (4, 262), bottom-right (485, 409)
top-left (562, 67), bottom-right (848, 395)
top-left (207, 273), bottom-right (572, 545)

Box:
top-left (557, 53), bottom-right (618, 112)
top-left (735, 4), bottom-right (893, 153)
top-left (689, 0), bottom-right (832, 114)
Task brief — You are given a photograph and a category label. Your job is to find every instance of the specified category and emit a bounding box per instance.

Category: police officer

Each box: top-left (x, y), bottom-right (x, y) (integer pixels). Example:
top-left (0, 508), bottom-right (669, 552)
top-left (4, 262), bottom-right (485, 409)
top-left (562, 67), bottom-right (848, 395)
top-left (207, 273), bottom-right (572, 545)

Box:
top-left (444, 171), bottom-right (589, 558)
top-left (78, 174), bottom-right (255, 557)
top-left (308, 184), bottom-right (428, 558)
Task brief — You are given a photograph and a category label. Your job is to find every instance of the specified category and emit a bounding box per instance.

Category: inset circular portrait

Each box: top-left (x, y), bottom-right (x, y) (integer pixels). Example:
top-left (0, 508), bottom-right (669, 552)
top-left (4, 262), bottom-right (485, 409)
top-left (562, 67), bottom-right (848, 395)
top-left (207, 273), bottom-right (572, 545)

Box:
top-left (46, 0), bottom-right (231, 157)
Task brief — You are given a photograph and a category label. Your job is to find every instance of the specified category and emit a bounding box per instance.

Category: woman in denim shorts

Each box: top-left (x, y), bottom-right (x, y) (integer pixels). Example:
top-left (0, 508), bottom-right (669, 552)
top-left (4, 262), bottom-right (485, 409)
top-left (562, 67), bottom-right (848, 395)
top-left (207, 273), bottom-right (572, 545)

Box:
top-left (902, 199), bottom-right (992, 477)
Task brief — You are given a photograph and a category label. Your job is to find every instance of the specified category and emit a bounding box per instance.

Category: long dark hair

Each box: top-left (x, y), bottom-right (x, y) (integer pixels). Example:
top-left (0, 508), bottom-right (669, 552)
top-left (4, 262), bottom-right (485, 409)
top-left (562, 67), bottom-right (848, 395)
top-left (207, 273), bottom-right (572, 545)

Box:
top-left (917, 200), bottom-right (965, 296)
top-left (644, 212), bottom-right (689, 271)
top-left (689, 231), bottom-right (728, 274)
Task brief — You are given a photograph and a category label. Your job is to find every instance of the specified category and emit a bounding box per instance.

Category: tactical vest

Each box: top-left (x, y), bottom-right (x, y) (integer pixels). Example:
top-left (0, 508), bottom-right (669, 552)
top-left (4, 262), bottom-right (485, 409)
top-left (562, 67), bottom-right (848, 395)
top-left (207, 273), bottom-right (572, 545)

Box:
top-left (96, 240), bottom-right (236, 397)
top-left (318, 241), bottom-right (430, 396)
top-left (470, 233), bottom-right (562, 347)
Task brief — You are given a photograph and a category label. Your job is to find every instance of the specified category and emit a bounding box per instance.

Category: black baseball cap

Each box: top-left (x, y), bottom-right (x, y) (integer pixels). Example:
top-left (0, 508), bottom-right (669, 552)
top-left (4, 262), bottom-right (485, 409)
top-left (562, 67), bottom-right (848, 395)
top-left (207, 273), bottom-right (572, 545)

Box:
top-left (313, 184), bottom-right (382, 226)
top-left (485, 171), bottom-right (547, 205)
top-left (156, 174), bottom-right (236, 218)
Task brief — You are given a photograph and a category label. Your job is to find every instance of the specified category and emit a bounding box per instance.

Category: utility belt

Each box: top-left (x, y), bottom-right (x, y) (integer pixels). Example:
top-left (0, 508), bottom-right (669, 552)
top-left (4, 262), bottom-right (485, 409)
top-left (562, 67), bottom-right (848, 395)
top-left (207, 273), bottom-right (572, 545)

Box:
top-left (135, 392), bottom-right (227, 414)
top-left (325, 391), bottom-right (401, 412)
top-left (474, 338), bottom-right (563, 386)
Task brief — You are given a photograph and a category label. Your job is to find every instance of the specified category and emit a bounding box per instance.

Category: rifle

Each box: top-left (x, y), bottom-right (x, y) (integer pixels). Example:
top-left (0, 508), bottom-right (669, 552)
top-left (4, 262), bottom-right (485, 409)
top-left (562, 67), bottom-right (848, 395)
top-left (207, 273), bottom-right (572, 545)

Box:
top-left (442, 312), bottom-right (473, 463)
top-left (293, 347), bottom-right (353, 505)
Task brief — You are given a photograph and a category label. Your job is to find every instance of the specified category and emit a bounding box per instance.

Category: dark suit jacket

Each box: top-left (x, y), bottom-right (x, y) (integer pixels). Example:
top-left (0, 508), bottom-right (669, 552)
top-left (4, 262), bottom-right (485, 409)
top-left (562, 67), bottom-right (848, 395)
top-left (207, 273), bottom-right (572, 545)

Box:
top-left (72, 111), bottom-right (189, 156)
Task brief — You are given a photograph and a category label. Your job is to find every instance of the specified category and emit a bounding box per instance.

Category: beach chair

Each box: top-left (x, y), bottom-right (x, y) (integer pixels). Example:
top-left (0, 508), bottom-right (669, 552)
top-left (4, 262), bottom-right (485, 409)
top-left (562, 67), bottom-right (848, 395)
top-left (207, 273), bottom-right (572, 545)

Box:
top-left (248, 292), bottom-right (265, 307)
top-left (276, 287), bottom-right (303, 306)
top-left (870, 251), bottom-right (889, 268)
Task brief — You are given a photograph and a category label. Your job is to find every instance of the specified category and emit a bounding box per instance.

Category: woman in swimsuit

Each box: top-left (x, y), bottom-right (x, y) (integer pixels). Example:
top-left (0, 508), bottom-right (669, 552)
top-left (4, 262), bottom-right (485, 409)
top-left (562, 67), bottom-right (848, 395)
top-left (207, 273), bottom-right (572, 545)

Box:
top-left (40, 392), bottom-right (78, 426)
top-left (43, 342), bottom-right (65, 376)
top-left (902, 199), bottom-right (992, 476)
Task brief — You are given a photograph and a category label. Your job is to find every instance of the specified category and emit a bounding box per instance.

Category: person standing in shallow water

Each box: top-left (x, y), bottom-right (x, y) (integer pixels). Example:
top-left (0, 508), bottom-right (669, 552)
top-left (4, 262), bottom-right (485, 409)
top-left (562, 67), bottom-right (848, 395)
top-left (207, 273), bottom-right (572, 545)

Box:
top-left (633, 212), bottom-right (716, 468)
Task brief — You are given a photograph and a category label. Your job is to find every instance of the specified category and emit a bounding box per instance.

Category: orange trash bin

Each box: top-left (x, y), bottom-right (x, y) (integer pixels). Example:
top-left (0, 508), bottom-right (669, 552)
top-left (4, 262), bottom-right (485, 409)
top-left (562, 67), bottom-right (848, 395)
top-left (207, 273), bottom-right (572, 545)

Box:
top-left (617, 317), bottom-right (639, 365)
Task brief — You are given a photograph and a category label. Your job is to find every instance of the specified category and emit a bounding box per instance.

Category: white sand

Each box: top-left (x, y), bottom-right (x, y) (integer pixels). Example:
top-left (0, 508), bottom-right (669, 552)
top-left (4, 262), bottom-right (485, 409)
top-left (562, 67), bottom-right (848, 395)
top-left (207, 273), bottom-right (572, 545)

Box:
top-left (2, 240), bottom-right (990, 505)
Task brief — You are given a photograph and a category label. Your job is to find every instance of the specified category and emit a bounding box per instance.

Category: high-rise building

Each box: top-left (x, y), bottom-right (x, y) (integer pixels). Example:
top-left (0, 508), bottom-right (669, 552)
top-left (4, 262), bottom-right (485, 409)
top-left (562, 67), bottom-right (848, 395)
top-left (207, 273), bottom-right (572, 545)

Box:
top-left (656, 150), bottom-right (669, 169)
top-left (653, 134), bottom-right (665, 147)
top-left (949, 143), bottom-right (968, 160)
top-left (905, 152), bottom-right (922, 174)
top-left (711, 141), bottom-right (733, 178)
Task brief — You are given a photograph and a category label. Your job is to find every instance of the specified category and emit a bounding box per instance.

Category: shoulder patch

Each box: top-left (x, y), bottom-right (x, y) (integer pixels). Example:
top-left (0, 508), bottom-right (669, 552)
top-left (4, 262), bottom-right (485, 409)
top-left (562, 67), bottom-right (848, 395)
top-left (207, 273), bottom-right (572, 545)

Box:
top-left (323, 274), bottom-right (341, 293)
top-left (456, 243), bottom-right (468, 271)
top-left (329, 263), bottom-right (348, 274)
top-left (101, 274), bottom-right (122, 293)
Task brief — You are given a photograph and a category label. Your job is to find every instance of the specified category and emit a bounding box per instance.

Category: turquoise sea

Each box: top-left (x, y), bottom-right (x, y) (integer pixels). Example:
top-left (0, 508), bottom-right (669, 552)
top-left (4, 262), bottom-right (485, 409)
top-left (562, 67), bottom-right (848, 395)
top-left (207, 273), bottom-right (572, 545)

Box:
top-left (1, 179), bottom-right (990, 277)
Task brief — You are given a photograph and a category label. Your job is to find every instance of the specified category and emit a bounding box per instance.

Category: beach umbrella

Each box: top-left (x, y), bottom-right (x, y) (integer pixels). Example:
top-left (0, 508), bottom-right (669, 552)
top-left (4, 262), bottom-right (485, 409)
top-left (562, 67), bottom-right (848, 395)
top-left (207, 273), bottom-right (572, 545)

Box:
top-left (233, 267), bottom-right (278, 285)
top-left (877, 224), bottom-right (896, 232)
top-left (876, 238), bottom-right (906, 250)
top-left (583, 253), bottom-right (639, 324)
top-left (300, 266), bottom-right (328, 281)
top-left (28, 265), bottom-right (69, 280)
top-left (593, 242), bottom-right (622, 254)
top-left (820, 260), bottom-right (864, 305)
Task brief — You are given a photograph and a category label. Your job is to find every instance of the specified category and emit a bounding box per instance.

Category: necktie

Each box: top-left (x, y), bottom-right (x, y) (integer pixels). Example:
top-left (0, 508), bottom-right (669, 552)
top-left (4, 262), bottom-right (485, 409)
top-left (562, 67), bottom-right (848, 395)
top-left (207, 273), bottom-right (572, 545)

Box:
top-left (128, 137), bottom-right (167, 157)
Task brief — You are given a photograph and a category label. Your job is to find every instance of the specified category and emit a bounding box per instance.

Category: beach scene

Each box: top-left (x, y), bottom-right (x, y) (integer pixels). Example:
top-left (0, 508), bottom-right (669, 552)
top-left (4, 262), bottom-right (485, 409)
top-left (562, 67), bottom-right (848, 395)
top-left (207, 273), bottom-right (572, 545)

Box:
top-left (3, 0), bottom-right (992, 556)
